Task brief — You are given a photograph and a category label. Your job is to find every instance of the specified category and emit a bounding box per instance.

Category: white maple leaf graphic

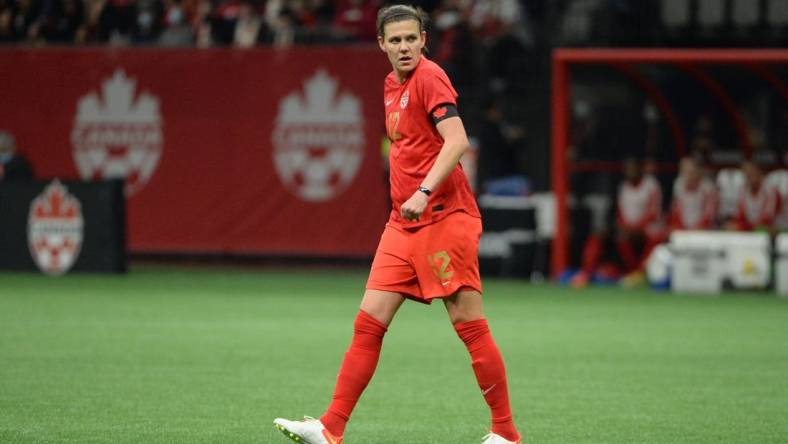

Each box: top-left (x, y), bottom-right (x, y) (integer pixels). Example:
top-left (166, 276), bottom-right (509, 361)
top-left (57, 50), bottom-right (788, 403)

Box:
top-left (71, 68), bottom-right (164, 196)
top-left (76, 69), bottom-right (160, 124)
top-left (271, 69), bottom-right (365, 202)
top-left (278, 69), bottom-right (360, 125)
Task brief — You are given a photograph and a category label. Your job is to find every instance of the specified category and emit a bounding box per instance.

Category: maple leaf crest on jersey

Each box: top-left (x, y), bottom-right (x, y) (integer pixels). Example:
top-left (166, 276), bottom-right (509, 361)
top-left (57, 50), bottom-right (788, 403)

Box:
top-left (272, 69), bottom-right (365, 202)
top-left (400, 90), bottom-right (409, 109)
top-left (27, 180), bottom-right (84, 275)
top-left (71, 69), bottom-right (163, 196)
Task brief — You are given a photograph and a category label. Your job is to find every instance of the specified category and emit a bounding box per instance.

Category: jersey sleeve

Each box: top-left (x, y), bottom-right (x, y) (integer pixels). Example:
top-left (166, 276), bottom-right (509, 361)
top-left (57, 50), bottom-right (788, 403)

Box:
top-left (418, 68), bottom-right (458, 114)
top-left (700, 182), bottom-right (718, 228)
top-left (734, 194), bottom-right (751, 230)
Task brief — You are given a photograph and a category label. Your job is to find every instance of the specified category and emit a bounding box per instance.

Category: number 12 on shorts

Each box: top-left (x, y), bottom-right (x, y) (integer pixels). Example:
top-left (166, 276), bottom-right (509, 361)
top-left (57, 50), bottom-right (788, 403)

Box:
top-left (428, 251), bottom-right (454, 281)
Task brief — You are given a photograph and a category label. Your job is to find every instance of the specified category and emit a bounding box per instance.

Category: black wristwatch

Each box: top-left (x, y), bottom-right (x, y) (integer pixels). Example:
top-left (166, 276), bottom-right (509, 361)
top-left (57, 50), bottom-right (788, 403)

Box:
top-left (417, 186), bottom-right (432, 196)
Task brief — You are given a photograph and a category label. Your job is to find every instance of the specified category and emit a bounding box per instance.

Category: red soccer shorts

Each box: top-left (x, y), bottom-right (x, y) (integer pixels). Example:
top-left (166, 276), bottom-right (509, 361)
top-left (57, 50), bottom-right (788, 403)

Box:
top-left (366, 211), bottom-right (483, 303)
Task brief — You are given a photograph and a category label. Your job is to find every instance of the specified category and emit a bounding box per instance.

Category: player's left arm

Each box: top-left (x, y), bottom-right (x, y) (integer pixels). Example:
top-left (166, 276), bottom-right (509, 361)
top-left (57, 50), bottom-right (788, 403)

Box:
top-left (399, 105), bottom-right (468, 221)
top-left (421, 109), bottom-right (468, 192)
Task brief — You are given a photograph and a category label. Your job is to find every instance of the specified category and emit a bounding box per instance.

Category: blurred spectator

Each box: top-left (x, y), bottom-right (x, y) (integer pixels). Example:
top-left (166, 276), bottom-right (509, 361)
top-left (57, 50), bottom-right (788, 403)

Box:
top-left (471, 0), bottom-right (532, 93)
top-left (19, 0), bottom-right (86, 43)
top-left (0, 0), bottom-right (18, 42)
top-left (131, 0), bottom-right (164, 44)
top-left (431, 0), bottom-right (474, 89)
top-left (288, 0), bottom-right (319, 40)
top-left (332, 0), bottom-right (376, 42)
top-left (1, 0), bottom-right (41, 43)
top-left (432, 0), bottom-right (465, 51)
top-left (309, 0), bottom-right (336, 39)
top-left (730, 160), bottom-right (780, 233)
top-left (475, 95), bottom-right (523, 192)
top-left (81, 0), bottom-right (104, 41)
top-left (158, 0), bottom-right (192, 46)
top-left (264, 0), bottom-right (295, 47)
top-left (263, 0), bottom-right (326, 46)
top-left (669, 155), bottom-right (717, 230)
top-left (558, 0), bottom-right (601, 45)
top-left (232, 0), bottom-right (262, 47)
top-left (0, 0), bottom-right (784, 50)
top-left (209, 0), bottom-right (240, 45)
top-left (38, 0), bottom-right (86, 43)
top-left (469, 0), bottom-right (531, 45)
top-left (96, 0), bottom-right (137, 44)
top-left (0, 131), bottom-right (34, 182)
top-left (192, 0), bottom-right (211, 46)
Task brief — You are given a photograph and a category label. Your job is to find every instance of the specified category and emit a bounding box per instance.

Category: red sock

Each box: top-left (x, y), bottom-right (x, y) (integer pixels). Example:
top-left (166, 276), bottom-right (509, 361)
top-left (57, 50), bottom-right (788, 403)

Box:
top-left (616, 239), bottom-right (639, 272)
top-left (455, 319), bottom-right (520, 442)
top-left (581, 234), bottom-right (603, 275)
top-left (320, 310), bottom-right (387, 437)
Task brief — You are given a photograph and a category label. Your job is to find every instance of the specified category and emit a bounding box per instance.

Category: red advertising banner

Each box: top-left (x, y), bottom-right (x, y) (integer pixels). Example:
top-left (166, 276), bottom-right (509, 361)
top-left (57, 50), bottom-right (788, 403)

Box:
top-left (0, 47), bottom-right (392, 256)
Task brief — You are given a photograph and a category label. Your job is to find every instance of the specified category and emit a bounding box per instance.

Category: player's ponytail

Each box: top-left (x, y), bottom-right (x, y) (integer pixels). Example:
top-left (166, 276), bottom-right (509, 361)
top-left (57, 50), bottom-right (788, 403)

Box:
top-left (376, 4), bottom-right (429, 54)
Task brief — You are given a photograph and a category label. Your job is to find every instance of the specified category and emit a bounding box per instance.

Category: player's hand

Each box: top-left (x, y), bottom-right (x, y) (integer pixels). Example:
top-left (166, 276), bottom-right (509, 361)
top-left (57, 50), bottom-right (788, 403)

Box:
top-left (400, 191), bottom-right (429, 222)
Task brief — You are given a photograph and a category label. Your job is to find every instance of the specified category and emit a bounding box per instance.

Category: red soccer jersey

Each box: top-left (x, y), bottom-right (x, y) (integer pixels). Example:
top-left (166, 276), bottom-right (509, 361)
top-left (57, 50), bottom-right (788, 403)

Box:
top-left (383, 57), bottom-right (480, 228)
top-left (734, 182), bottom-right (780, 230)
top-left (617, 175), bottom-right (663, 235)
top-left (670, 177), bottom-right (717, 230)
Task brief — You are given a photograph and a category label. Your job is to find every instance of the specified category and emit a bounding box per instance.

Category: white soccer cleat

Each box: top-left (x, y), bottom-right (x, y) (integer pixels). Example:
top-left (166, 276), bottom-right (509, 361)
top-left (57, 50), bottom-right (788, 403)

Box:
top-left (481, 432), bottom-right (522, 444)
top-left (273, 416), bottom-right (342, 444)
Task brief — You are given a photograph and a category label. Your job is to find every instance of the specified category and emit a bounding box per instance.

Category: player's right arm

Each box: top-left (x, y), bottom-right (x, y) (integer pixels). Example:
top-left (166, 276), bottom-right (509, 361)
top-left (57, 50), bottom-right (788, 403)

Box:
top-left (399, 111), bottom-right (468, 221)
top-left (419, 112), bottom-right (469, 193)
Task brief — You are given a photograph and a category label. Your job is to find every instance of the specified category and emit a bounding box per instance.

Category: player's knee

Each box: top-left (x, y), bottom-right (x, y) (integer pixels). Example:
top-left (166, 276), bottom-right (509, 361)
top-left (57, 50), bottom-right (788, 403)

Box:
top-left (359, 306), bottom-right (390, 326)
top-left (445, 290), bottom-right (484, 324)
top-left (359, 290), bottom-right (404, 326)
top-left (448, 309), bottom-right (484, 325)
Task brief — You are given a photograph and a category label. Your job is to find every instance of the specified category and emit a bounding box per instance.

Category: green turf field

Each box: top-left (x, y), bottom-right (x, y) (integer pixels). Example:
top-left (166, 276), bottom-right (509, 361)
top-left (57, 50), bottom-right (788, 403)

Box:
top-left (1, 267), bottom-right (787, 443)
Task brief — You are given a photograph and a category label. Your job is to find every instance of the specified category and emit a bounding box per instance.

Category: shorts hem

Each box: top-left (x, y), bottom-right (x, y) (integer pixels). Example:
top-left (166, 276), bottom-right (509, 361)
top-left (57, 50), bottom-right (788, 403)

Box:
top-left (425, 282), bottom-right (483, 300)
top-left (365, 283), bottom-right (419, 298)
top-left (365, 282), bottom-right (483, 305)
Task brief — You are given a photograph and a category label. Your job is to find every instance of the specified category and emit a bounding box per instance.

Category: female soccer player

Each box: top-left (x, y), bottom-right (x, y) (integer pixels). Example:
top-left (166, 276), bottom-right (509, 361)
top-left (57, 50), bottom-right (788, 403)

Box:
top-left (274, 5), bottom-right (522, 444)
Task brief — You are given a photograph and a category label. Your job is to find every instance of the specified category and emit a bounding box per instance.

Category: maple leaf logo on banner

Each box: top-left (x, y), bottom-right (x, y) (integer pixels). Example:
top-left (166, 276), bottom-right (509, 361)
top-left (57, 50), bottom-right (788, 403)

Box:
top-left (272, 69), bottom-right (365, 202)
top-left (28, 180), bottom-right (84, 275)
top-left (71, 69), bottom-right (163, 196)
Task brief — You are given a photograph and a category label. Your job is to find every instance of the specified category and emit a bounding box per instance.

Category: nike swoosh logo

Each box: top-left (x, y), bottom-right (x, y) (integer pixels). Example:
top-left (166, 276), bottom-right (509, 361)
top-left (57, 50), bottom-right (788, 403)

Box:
top-left (481, 384), bottom-right (497, 396)
top-left (385, 99), bottom-right (394, 106)
top-left (322, 429), bottom-right (342, 444)
top-left (441, 281), bottom-right (451, 286)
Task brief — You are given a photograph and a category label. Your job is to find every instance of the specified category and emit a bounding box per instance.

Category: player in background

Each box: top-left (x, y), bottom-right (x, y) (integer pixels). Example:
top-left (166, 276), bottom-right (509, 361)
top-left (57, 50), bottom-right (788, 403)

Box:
top-left (0, 130), bottom-right (33, 182)
top-left (615, 157), bottom-right (664, 286)
top-left (571, 157), bottom-right (664, 288)
top-left (729, 160), bottom-right (780, 233)
top-left (274, 5), bottom-right (522, 444)
top-left (765, 152), bottom-right (788, 231)
top-left (669, 155), bottom-right (717, 231)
